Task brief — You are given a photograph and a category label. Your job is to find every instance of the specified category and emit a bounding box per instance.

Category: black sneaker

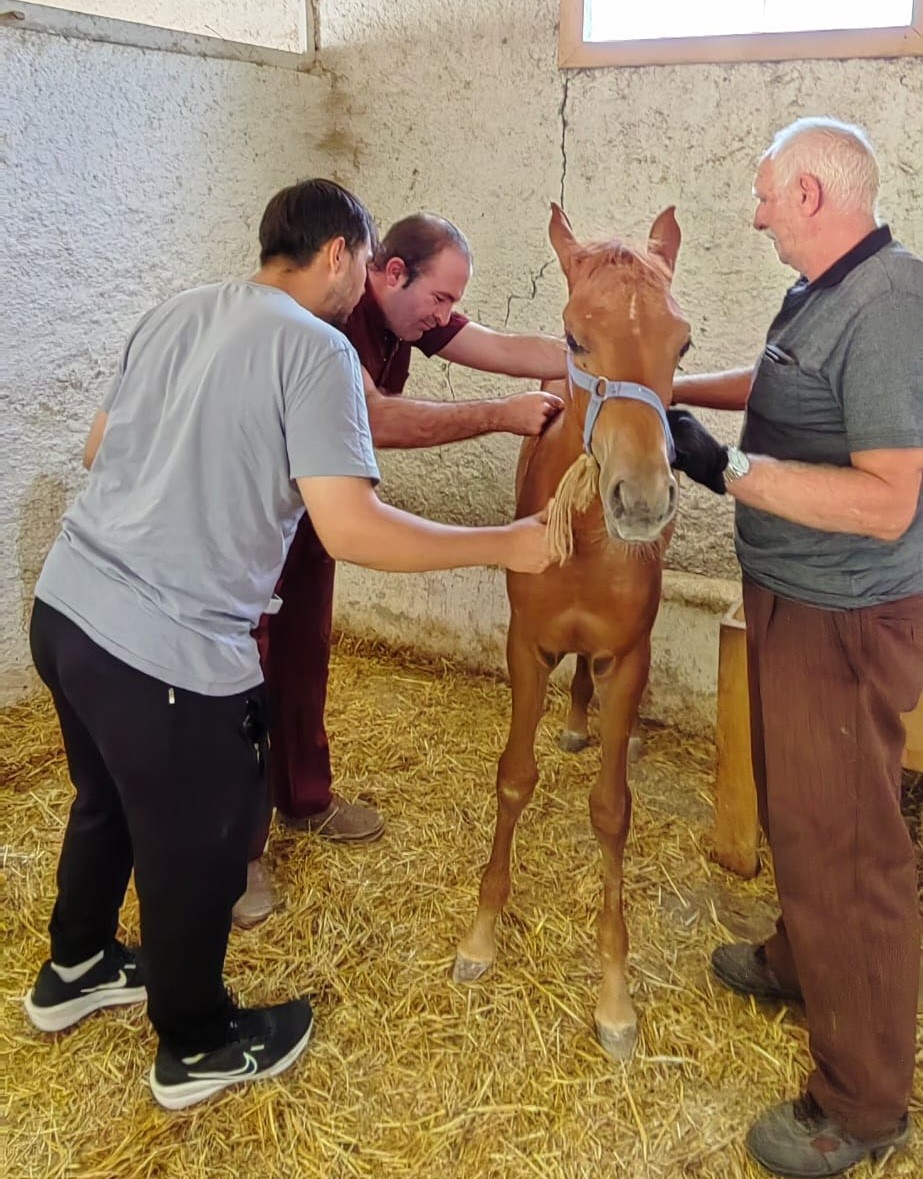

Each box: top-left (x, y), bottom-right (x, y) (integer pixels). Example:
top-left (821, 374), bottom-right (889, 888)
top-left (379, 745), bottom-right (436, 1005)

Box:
top-left (149, 998), bottom-right (314, 1110)
top-left (24, 942), bottom-right (146, 1032)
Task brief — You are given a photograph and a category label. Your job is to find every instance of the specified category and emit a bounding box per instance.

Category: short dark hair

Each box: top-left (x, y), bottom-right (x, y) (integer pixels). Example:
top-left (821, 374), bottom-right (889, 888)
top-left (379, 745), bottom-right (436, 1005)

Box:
top-left (371, 213), bottom-right (472, 285)
top-left (259, 178), bottom-right (376, 266)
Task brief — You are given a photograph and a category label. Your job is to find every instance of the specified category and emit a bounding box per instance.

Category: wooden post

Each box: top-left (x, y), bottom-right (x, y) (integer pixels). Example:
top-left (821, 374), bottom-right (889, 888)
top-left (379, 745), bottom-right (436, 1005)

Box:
top-left (713, 601), bottom-right (760, 878)
top-left (903, 696), bottom-right (923, 773)
top-left (713, 602), bottom-right (923, 879)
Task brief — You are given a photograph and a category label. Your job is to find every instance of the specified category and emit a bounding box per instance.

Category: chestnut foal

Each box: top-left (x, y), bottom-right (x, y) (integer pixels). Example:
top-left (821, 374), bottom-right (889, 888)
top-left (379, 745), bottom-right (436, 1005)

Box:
top-left (454, 205), bottom-right (691, 1060)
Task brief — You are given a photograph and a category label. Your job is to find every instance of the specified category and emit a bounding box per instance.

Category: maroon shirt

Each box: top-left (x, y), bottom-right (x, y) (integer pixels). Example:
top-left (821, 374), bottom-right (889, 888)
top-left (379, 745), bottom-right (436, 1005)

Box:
top-left (344, 277), bottom-right (468, 396)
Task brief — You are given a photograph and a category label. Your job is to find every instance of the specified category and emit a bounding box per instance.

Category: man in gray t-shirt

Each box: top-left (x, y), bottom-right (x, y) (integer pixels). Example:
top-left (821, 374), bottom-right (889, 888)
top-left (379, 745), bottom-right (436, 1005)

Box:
top-left (670, 120), bottom-right (922, 1176)
top-left (38, 279), bottom-right (380, 697)
top-left (24, 179), bottom-right (553, 1111)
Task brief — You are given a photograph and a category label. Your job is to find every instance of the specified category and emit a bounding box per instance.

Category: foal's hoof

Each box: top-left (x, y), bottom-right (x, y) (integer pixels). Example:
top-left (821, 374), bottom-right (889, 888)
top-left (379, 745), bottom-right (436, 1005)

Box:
top-left (558, 729), bottom-right (589, 753)
top-left (595, 1020), bottom-right (638, 1061)
top-left (628, 735), bottom-right (644, 763)
top-left (452, 953), bottom-right (493, 984)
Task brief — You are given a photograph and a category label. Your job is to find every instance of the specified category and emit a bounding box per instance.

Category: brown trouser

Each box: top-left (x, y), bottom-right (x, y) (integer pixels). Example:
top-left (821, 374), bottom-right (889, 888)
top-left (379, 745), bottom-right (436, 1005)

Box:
top-left (743, 577), bottom-right (923, 1140)
top-left (249, 513), bottom-right (336, 861)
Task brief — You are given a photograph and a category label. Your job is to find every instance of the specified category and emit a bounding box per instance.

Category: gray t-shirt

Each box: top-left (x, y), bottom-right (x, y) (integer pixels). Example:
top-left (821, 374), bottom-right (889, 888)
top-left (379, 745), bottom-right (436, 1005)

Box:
top-left (36, 281), bottom-right (380, 694)
top-left (737, 238), bottom-right (923, 608)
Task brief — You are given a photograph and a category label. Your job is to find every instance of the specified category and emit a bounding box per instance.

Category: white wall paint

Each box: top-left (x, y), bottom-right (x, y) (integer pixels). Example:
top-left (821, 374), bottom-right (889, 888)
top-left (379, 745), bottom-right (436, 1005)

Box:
top-left (1, 25), bottom-right (333, 699)
top-left (30, 0), bottom-right (308, 51)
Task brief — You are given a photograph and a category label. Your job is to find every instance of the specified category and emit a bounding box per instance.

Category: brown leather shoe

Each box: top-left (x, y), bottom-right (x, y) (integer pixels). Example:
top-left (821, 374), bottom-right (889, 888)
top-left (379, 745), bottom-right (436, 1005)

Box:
top-left (711, 942), bottom-right (803, 1001)
top-left (231, 859), bottom-right (275, 929)
top-left (283, 793), bottom-right (385, 843)
top-left (746, 1095), bottom-right (910, 1176)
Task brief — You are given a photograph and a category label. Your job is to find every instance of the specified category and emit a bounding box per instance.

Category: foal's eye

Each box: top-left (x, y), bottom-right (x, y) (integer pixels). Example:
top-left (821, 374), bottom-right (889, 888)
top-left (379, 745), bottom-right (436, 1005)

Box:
top-left (565, 332), bottom-right (584, 353)
top-left (678, 339), bottom-right (693, 359)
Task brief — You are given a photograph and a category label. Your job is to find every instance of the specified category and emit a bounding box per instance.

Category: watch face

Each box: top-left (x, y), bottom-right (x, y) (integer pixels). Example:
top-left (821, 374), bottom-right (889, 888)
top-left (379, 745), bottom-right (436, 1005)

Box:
top-left (725, 447), bottom-right (749, 481)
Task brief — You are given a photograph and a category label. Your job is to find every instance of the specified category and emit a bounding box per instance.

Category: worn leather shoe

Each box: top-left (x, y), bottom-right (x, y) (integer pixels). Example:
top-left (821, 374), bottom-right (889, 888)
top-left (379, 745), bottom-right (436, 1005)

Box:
top-left (232, 859), bottom-right (276, 929)
top-left (746, 1095), bottom-right (910, 1176)
top-left (711, 942), bottom-right (803, 1001)
top-left (282, 793), bottom-right (384, 843)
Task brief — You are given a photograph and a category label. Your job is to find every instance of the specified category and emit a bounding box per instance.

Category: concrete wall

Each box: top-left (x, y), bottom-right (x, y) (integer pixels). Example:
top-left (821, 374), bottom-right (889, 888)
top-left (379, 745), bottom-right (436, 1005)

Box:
top-left (1, 20), bottom-right (332, 699)
top-left (317, 0), bottom-right (921, 729)
top-left (317, 0), bottom-right (922, 563)
top-left (3, 0), bottom-right (921, 725)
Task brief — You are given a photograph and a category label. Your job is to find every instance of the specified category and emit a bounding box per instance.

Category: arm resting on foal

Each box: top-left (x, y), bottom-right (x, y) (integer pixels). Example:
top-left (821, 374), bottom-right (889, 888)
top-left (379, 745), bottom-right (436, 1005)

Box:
top-left (672, 367), bottom-right (754, 411)
top-left (437, 322), bottom-right (568, 380)
top-left (363, 367), bottom-right (562, 449)
top-left (297, 475), bottom-right (550, 573)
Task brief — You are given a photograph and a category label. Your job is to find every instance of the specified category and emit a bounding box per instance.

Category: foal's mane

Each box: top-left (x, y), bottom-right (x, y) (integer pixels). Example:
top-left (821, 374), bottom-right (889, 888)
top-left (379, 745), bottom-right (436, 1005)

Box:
top-left (571, 241), bottom-right (672, 294)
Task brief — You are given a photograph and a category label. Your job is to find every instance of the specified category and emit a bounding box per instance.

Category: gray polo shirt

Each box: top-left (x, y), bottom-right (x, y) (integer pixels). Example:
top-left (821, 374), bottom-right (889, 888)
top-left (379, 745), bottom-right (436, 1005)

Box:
top-left (737, 235), bottom-right (923, 608)
top-left (36, 281), bottom-right (380, 695)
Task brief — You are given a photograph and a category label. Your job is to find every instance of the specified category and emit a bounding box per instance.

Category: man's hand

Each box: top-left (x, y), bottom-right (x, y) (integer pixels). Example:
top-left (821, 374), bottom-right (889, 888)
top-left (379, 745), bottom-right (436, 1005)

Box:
top-left (667, 408), bottom-right (729, 495)
top-left (498, 391), bottom-right (564, 436)
top-left (502, 502), bottom-right (553, 573)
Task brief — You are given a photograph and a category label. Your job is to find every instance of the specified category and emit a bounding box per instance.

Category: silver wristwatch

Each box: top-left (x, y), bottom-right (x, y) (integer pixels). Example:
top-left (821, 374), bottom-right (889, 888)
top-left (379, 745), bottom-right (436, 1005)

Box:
top-left (724, 445), bottom-right (751, 486)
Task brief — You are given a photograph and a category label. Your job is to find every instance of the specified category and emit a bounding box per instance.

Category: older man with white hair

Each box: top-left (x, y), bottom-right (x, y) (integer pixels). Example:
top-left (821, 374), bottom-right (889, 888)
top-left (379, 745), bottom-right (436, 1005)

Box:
top-left (670, 117), bottom-right (923, 1176)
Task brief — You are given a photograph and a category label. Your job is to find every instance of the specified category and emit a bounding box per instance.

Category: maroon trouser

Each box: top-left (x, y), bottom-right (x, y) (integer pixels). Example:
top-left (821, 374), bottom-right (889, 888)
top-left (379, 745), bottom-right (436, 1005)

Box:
top-left (743, 577), bottom-right (923, 1140)
top-left (249, 514), bottom-right (336, 860)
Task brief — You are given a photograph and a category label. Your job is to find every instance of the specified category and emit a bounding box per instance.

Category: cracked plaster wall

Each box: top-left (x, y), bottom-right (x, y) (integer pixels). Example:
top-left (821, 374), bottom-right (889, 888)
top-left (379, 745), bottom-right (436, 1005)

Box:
top-left (3, 1), bottom-right (921, 717)
top-left (316, 0), bottom-right (921, 552)
top-left (1, 24), bottom-right (333, 701)
top-left (315, 0), bottom-right (921, 728)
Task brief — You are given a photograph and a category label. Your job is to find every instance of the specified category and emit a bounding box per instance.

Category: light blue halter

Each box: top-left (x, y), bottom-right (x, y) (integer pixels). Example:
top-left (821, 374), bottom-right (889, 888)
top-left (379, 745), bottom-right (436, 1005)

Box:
top-left (567, 353), bottom-right (675, 464)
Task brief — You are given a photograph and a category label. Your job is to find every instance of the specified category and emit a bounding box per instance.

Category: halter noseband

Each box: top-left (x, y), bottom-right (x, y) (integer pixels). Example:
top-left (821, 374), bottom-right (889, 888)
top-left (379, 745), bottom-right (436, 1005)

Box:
top-left (567, 353), bottom-right (675, 464)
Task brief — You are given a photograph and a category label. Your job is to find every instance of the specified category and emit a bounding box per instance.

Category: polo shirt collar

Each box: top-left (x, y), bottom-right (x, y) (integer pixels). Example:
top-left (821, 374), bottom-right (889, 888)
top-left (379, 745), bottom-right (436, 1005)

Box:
top-left (361, 275), bottom-right (398, 344)
top-left (805, 223), bottom-right (892, 292)
top-left (771, 225), bottom-right (892, 333)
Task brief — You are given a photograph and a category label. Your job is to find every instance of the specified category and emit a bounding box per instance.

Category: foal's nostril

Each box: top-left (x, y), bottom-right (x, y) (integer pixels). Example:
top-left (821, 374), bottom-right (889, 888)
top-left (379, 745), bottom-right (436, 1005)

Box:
top-left (610, 481), bottom-right (625, 519)
top-left (667, 480), bottom-right (678, 515)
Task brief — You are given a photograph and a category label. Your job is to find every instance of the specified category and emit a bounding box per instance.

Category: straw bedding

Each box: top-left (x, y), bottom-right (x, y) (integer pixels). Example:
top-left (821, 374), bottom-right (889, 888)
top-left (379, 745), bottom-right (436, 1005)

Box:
top-left (1, 636), bottom-right (920, 1178)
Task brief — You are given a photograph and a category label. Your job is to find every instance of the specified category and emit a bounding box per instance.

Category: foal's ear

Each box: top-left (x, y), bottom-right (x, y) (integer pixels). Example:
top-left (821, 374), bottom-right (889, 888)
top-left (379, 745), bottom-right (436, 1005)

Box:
top-left (648, 207), bottom-right (681, 278)
top-left (549, 203), bottom-right (578, 276)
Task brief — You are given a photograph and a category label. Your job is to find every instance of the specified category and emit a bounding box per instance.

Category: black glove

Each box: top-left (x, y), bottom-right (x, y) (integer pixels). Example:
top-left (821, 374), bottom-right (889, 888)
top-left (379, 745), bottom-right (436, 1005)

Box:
top-left (667, 408), bottom-right (729, 495)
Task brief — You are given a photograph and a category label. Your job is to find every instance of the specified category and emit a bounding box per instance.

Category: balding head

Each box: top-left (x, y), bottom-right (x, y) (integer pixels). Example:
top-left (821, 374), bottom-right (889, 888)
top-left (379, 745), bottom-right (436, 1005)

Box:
top-left (372, 213), bottom-right (472, 285)
top-left (762, 117), bottom-right (879, 217)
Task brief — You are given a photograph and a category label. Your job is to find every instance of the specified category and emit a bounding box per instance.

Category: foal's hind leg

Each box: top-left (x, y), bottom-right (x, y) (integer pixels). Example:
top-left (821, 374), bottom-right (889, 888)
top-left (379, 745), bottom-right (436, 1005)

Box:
top-left (454, 625), bottom-right (550, 983)
top-left (590, 641), bottom-right (650, 1060)
top-left (558, 654), bottom-right (593, 752)
top-left (558, 655), bottom-right (643, 759)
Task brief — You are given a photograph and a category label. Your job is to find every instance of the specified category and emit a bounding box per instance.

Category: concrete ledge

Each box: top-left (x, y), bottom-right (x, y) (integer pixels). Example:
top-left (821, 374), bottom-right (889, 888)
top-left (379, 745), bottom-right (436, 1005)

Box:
top-left (1, 568), bottom-right (740, 736)
top-left (334, 565), bottom-right (740, 738)
top-left (0, 665), bottom-right (38, 701)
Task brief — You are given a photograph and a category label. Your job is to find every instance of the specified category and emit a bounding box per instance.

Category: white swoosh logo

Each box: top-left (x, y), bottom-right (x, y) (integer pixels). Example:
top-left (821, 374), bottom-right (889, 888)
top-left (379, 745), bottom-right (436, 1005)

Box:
top-left (84, 969), bottom-right (129, 992)
top-left (187, 1052), bottom-right (259, 1080)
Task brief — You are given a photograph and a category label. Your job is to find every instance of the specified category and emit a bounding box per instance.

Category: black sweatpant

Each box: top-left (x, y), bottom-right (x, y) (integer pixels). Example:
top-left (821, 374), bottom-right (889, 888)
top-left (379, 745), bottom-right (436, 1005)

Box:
top-left (29, 598), bottom-right (267, 1055)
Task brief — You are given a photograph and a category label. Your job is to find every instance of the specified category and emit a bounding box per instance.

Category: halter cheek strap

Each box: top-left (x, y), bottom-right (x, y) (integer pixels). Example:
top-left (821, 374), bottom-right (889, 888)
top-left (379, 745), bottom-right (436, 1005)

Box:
top-left (567, 353), bottom-right (675, 464)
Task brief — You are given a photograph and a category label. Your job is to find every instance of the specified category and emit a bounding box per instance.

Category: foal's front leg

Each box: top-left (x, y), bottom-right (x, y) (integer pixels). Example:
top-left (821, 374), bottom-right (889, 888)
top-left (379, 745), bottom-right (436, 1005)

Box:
top-left (453, 623), bottom-right (550, 982)
top-left (591, 641), bottom-right (650, 1059)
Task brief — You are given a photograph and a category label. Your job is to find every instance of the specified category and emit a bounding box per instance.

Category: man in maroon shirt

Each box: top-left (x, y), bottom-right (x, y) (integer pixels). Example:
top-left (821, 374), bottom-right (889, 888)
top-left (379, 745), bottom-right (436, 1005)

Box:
top-left (235, 213), bottom-right (567, 926)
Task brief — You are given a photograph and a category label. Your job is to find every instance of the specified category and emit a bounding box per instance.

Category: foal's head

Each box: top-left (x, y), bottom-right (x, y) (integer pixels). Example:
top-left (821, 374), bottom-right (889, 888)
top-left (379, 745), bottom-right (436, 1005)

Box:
top-left (549, 206), bottom-right (690, 545)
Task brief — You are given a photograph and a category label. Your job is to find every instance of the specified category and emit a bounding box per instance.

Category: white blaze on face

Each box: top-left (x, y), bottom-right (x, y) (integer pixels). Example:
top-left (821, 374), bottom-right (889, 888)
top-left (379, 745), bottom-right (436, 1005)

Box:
top-left (628, 292), bottom-right (639, 327)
